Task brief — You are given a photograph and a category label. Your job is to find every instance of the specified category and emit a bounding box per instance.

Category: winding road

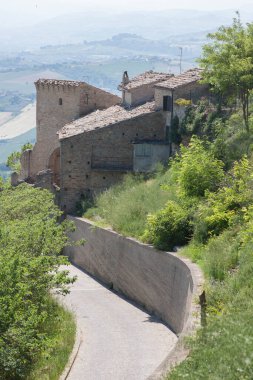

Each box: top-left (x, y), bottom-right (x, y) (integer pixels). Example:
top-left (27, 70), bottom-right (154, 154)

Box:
top-left (61, 265), bottom-right (178, 380)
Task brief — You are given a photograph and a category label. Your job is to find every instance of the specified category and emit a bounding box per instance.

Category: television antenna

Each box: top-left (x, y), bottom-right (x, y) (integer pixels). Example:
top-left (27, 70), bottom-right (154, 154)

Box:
top-left (179, 47), bottom-right (183, 74)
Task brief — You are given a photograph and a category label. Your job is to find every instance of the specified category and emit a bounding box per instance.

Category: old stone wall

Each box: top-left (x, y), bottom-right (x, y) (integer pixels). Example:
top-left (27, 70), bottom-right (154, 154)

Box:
top-left (124, 83), bottom-right (157, 107)
top-left (22, 82), bottom-right (120, 179)
top-left (60, 111), bottom-right (166, 212)
top-left (154, 83), bottom-right (209, 111)
top-left (20, 149), bottom-right (32, 179)
top-left (133, 143), bottom-right (170, 172)
top-left (174, 82), bottom-right (209, 103)
top-left (80, 86), bottom-right (120, 115)
top-left (31, 84), bottom-right (82, 176)
top-left (154, 87), bottom-right (173, 110)
top-left (65, 216), bottom-right (203, 335)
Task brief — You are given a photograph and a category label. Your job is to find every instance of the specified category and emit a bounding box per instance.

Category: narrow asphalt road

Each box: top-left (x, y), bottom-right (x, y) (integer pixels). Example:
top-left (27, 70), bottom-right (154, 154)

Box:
top-left (61, 265), bottom-right (178, 380)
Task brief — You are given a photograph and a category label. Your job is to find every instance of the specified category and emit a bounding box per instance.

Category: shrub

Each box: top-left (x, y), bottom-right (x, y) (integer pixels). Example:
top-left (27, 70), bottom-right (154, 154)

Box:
top-left (143, 200), bottom-right (192, 250)
top-left (212, 112), bottom-right (253, 168)
top-left (180, 99), bottom-right (223, 138)
top-left (193, 156), bottom-right (253, 241)
top-left (174, 98), bottom-right (192, 107)
top-left (174, 136), bottom-right (224, 198)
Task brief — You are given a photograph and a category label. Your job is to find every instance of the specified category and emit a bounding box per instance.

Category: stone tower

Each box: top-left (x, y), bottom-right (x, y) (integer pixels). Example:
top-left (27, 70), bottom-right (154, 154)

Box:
top-left (20, 79), bottom-right (120, 184)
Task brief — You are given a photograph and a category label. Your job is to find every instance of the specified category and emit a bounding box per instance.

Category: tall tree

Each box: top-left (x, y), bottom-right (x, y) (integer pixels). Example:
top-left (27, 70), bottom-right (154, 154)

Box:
top-left (200, 14), bottom-right (253, 131)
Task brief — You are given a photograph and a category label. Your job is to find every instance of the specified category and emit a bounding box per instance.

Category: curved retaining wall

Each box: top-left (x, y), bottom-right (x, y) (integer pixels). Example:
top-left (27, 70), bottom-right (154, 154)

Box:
top-left (65, 216), bottom-right (203, 336)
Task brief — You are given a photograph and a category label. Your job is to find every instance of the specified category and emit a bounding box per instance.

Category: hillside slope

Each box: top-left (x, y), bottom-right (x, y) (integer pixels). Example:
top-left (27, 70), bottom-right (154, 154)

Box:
top-left (0, 103), bottom-right (35, 139)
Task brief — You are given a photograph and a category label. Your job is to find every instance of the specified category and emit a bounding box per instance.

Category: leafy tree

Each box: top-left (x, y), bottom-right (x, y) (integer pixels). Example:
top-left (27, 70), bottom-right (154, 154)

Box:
top-left (6, 143), bottom-right (33, 172)
top-left (200, 14), bottom-right (253, 130)
top-left (0, 184), bottom-right (75, 379)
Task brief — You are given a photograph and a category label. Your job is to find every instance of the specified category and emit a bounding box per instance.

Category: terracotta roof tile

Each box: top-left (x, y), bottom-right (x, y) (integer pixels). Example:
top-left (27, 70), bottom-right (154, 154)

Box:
top-left (120, 71), bottom-right (173, 90)
top-left (59, 102), bottom-right (156, 140)
top-left (35, 79), bottom-right (85, 87)
top-left (155, 68), bottom-right (203, 90)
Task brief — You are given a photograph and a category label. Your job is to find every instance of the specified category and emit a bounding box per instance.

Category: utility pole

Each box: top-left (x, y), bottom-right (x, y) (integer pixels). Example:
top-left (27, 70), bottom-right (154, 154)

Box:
top-left (179, 47), bottom-right (183, 74)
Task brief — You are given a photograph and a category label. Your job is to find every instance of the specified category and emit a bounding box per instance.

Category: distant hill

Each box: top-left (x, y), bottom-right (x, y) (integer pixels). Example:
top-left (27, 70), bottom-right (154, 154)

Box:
top-left (1, 8), bottom-right (252, 51)
top-left (0, 128), bottom-right (36, 166)
top-left (0, 104), bottom-right (36, 166)
top-left (0, 103), bottom-right (36, 140)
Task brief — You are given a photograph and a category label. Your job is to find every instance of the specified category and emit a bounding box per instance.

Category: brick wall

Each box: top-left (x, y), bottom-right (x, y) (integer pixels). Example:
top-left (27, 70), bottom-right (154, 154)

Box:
top-left (60, 111), bottom-right (166, 212)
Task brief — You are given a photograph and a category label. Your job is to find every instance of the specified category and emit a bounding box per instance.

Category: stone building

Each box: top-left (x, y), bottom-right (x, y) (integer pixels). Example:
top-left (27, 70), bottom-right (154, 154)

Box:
top-left (18, 68), bottom-right (209, 213)
top-left (119, 70), bottom-right (172, 107)
top-left (154, 68), bottom-right (208, 124)
top-left (20, 79), bottom-right (120, 185)
top-left (59, 102), bottom-right (167, 211)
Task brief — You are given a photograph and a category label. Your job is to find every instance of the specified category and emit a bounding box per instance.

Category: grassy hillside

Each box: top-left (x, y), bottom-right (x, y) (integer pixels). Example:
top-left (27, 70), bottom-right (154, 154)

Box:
top-left (83, 104), bottom-right (253, 379)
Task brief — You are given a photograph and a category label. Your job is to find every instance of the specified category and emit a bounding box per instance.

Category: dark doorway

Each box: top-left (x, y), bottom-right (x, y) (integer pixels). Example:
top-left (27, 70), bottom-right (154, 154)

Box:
top-left (48, 147), bottom-right (60, 186)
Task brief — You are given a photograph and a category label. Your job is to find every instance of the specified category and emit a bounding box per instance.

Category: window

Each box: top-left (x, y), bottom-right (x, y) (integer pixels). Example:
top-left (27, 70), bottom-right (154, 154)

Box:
top-left (163, 95), bottom-right (172, 111)
top-left (59, 98), bottom-right (63, 106)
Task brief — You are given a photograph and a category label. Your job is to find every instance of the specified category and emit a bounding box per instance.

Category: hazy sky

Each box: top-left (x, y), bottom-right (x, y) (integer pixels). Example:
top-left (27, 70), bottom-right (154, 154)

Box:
top-left (1, 0), bottom-right (250, 28)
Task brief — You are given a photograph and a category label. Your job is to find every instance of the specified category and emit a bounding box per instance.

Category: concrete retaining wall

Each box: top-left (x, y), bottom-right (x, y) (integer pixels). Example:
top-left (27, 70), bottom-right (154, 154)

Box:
top-left (65, 216), bottom-right (203, 335)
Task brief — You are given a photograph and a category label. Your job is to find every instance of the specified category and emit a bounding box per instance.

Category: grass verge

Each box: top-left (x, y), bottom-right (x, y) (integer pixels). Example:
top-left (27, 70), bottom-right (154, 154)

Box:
top-left (27, 301), bottom-right (76, 380)
top-left (84, 170), bottom-right (178, 239)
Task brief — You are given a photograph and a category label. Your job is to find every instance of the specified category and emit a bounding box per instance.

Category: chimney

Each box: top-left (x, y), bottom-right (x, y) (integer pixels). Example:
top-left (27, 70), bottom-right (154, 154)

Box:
top-left (122, 71), bottom-right (130, 86)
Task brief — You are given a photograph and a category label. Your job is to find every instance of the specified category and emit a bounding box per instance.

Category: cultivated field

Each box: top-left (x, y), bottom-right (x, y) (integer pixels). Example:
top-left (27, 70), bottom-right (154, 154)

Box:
top-left (0, 103), bottom-right (36, 139)
top-left (0, 112), bottom-right (12, 126)
top-left (0, 69), bottom-right (66, 93)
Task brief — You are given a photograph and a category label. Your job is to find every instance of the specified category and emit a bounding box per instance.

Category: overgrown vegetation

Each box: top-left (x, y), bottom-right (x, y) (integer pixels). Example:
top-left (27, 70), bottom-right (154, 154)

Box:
top-left (0, 183), bottom-right (76, 379)
top-left (6, 142), bottom-right (33, 173)
top-left (84, 97), bottom-right (253, 377)
top-left (85, 169), bottom-right (178, 238)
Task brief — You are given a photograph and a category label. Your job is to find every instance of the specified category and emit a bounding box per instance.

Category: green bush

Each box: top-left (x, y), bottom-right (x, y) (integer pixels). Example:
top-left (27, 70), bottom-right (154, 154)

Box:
top-left (143, 200), bottom-right (192, 250)
top-left (193, 156), bottom-right (253, 241)
top-left (180, 99), bottom-right (223, 138)
top-left (0, 184), bottom-right (75, 379)
top-left (174, 136), bottom-right (224, 198)
top-left (212, 112), bottom-right (253, 168)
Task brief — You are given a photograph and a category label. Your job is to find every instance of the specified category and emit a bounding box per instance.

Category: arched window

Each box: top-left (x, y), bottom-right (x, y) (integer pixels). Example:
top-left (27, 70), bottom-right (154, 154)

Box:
top-left (59, 98), bottom-right (63, 106)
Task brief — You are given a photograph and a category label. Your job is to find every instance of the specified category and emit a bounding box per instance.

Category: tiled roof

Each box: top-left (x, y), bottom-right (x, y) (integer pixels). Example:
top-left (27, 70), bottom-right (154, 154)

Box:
top-left (59, 102), bottom-right (156, 140)
top-left (120, 71), bottom-right (173, 90)
top-left (35, 79), bottom-right (85, 87)
top-left (155, 68), bottom-right (203, 90)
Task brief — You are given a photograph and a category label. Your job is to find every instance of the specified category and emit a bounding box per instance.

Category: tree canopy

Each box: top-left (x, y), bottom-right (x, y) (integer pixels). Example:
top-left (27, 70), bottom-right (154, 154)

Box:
top-left (6, 143), bottom-right (33, 172)
top-left (199, 14), bottom-right (253, 130)
top-left (0, 184), bottom-right (75, 379)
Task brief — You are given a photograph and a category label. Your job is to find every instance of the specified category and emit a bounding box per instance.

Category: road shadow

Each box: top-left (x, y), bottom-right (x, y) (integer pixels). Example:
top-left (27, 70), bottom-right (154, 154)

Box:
top-left (70, 263), bottom-right (172, 331)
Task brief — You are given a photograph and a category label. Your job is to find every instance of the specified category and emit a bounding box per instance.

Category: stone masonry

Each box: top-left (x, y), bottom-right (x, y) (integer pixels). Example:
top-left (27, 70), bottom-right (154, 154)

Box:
top-left (59, 103), bottom-right (166, 211)
top-left (19, 68), bottom-right (209, 213)
top-left (26, 80), bottom-right (120, 181)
